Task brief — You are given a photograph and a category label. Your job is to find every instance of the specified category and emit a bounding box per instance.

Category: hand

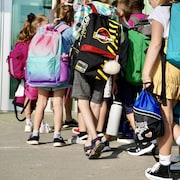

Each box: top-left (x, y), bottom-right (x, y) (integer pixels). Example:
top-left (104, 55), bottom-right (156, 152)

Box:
top-left (143, 82), bottom-right (154, 93)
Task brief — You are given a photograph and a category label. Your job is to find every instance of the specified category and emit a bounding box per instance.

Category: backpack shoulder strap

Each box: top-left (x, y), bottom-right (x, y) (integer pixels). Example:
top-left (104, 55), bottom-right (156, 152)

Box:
top-left (55, 23), bottom-right (69, 34)
top-left (88, 3), bottom-right (98, 14)
top-left (129, 16), bottom-right (140, 27)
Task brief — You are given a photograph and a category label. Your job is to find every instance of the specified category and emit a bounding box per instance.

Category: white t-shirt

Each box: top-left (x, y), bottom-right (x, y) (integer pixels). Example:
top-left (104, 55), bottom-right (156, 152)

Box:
top-left (148, 5), bottom-right (170, 38)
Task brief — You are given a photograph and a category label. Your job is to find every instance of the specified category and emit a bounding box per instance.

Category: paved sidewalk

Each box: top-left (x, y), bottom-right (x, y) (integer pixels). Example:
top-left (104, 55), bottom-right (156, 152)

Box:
top-left (0, 111), bottom-right (179, 180)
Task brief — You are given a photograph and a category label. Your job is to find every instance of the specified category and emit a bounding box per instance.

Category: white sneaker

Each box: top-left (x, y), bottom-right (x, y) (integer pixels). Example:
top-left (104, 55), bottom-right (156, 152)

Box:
top-left (39, 123), bottom-right (52, 134)
top-left (24, 123), bottom-right (33, 133)
top-left (68, 134), bottom-right (88, 144)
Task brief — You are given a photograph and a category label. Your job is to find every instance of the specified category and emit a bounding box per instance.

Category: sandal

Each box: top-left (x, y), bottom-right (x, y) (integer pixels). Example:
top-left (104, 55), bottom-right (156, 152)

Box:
top-left (88, 137), bottom-right (105, 159)
top-left (84, 145), bottom-right (93, 157)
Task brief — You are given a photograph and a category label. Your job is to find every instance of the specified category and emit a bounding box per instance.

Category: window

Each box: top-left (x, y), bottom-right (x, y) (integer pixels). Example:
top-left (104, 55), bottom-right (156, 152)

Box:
top-left (10, 0), bottom-right (52, 99)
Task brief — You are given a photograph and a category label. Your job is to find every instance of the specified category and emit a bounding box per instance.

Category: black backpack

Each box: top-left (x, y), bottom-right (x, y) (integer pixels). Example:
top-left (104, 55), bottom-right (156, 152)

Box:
top-left (70, 3), bottom-right (123, 82)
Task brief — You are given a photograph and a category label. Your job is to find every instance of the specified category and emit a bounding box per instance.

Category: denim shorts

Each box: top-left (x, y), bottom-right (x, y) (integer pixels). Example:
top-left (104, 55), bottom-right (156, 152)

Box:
top-left (42, 81), bottom-right (70, 91)
top-left (71, 71), bottom-right (105, 104)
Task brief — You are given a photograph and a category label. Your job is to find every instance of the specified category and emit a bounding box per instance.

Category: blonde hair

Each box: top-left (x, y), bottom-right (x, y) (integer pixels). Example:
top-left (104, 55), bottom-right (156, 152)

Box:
top-left (18, 13), bottom-right (48, 43)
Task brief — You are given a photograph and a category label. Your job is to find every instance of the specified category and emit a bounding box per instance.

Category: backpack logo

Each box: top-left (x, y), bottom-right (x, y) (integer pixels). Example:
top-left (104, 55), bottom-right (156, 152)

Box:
top-left (93, 28), bottom-right (113, 43)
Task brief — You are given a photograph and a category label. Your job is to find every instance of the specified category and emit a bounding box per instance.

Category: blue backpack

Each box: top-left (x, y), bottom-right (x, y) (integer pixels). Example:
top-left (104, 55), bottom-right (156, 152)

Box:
top-left (166, 2), bottom-right (180, 69)
top-left (133, 89), bottom-right (164, 142)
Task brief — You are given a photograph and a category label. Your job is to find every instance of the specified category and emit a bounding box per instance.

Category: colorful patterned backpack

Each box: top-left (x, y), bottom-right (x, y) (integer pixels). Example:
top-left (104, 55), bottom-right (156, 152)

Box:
top-left (26, 23), bottom-right (69, 87)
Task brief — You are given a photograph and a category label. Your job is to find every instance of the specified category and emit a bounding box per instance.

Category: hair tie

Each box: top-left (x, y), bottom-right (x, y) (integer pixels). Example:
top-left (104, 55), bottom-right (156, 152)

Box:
top-left (27, 13), bottom-right (35, 23)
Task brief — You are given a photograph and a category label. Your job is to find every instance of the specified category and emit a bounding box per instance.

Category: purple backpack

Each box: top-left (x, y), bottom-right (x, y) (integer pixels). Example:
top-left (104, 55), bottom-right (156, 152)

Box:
top-left (7, 41), bottom-right (30, 80)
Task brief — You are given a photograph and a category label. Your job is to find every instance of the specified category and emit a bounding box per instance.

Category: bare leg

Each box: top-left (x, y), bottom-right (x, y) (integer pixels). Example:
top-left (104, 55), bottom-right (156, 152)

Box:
top-left (33, 88), bottom-right (49, 131)
top-left (52, 89), bottom-right (65, 132)
top-left (96, 100), bottom-right (107, 133)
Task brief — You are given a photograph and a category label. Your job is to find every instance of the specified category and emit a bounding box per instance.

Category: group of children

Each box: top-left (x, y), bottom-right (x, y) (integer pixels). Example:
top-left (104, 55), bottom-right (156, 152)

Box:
top-left (10, 0), bottom-right (180, 179)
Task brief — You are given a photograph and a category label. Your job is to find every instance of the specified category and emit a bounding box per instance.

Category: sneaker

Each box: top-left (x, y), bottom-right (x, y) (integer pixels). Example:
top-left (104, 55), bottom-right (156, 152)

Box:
top-left (117, 132), bottom-right (135, 144)
top-left (53, 136), bottom-right (66, 147)
top-left (63, 119), bottom-right (78, 128)
top-left (97, 132), bottom-right (104, 139)
top-left (145, 162), bottom-right (172, 180)
top-left (102, 141), bottom-right (111, 152)
top-left (128, 142), bottom-right (155, 156)
top-left (69, 134), bottom-right (88, 144)
top-left (24, 123), bottom-right (33, 133)
top-left (72, 127), bottom-right (80, 134)
top-left (27, 134), bottom-right (39, 145)
top-left (39, 123), bottom-right (52, 134)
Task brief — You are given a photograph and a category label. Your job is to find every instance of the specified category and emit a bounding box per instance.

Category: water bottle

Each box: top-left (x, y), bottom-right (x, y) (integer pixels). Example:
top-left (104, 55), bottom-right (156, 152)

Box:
top-left (106, 101), bottom-right (123, 136)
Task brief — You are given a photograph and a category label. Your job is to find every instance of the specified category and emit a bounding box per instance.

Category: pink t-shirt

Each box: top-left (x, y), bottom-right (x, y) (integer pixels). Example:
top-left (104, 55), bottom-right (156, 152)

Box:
top-left (128, 13), bottom-right (148, 28)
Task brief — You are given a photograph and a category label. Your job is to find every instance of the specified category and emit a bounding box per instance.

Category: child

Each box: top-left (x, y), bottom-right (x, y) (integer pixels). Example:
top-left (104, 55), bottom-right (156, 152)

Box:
top-left (71, 0), bottom-right (121, 159)
top-left (143, 0), bottom-right (180, 179)
top-left (15, 13), bottom-right (51, 133)
top-left (100, 0), bottom-right (133, 151)
top-left (123, 0), bottom-right (156, 156)
top-left (27, 3), bottom-right (75, 146)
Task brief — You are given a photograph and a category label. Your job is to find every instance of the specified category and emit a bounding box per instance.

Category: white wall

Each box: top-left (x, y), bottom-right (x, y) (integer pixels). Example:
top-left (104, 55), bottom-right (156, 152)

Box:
top-left (0, 0), bottom-right (12, 111)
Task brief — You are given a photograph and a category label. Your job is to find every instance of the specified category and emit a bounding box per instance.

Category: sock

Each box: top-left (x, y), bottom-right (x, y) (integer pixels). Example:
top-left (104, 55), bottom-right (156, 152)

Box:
top-left (32, 130), bottom-right (39, 137)
top-left (176, 136), bottom-right (180, 146)
top-left (159, 154), bottom-right (171, 166)
top-left (26, 118), bottom-right (32, 125)
top-left (78, 132), bottom-right (87, 138)
top-left (54, 131), bottom-right (61, 139)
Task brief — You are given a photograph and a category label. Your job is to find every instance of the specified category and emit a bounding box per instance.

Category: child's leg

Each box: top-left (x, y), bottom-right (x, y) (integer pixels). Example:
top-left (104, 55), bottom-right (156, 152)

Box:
top-left (33, 88), bottom-right (49, 132)
top-left (52, 89), bottom-right (65, 133)
top-left (78, 99), bottom-right (98, 144)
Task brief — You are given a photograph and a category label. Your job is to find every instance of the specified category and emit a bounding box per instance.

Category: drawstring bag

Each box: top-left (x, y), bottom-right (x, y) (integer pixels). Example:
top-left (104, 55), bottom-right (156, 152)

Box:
top-left (133, 89), bottom-right (164, 142)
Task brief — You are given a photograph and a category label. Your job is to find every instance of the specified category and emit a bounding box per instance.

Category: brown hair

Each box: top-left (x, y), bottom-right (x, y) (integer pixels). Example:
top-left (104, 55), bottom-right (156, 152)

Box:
top-left (116, 0), bottom-right (132, 20)
top-left (131, 0), bottom-right (144, 12)
top-left (18, 13), bottom-right (48, 43)
top-left (159, 0), bottom-right (172, 5)
top-left (53, 2), bottom-right (74, 26)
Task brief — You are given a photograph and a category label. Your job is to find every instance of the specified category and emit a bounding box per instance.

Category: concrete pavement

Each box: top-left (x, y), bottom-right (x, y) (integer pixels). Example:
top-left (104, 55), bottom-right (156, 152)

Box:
top-left (0, 111), bottom-right (180, 180)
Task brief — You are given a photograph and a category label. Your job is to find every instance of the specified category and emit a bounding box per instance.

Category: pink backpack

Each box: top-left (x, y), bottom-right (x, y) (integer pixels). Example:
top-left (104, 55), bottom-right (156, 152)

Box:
top-left (26, 23), bottom-right (70, 87)
top-left (7, 41), bottom-right (30, 80)
top-left (12, 80), bottom-right (38, 121)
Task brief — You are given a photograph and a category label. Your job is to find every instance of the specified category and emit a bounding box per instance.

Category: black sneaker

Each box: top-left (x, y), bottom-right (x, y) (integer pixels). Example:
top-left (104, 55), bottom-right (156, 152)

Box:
top-left (53, 136), bottom-right (66, 147)
top-left (127, 142), bottom-right (155, 156)
top-left (63, 119), bottom-right (78, 128)
top-left (145, 162), bottom-right (172, 180)
top-left (27, 134), bottom-right (39, 145)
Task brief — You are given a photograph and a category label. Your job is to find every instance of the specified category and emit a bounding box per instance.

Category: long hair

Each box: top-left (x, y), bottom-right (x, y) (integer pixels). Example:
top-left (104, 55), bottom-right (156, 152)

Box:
top-left (53, 2), bottom-right (74, 26)
top-left (18, 13), bottom-right (48, 43)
